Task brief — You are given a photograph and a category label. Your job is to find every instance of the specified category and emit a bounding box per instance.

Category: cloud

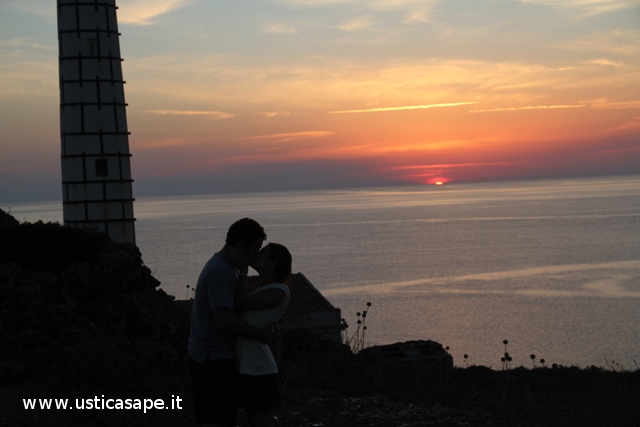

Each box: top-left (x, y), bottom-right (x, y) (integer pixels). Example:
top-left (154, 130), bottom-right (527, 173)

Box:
top-left (117, 0), bottom-right (194, 25)
top-left (471, 99), bottom-right (640, 113)
top-left (137, 137), bottom-right (196, 148)
top-left (263, 23), bottom-right (299, 34)
top-left (364, 162), bottom-right (529, 182)
top-left (517, 0), bottom-right (639, 16)
top-left (259, 111), bottom-right (292, 118)
top-left (368, 0), bottom-right (437, 22)
top-left (604, 116), bottom-right (640, 134)
top-left (585, 58), bottom-right (624, 67)
top-left (0, 40), bottom-right (57, 99)
top-left (553, 30), bottom-right (640, 55)
top-left (125, 54), bottom-right (635, 121)
top-left (330, 102), bottom-right (477, 114)
top-left (336, 15), bottom-right (377, 31)
top-left (470, 104), bottom-right (586, 113)
top-left (266, 0), bottom-right (437, 21)
top-left (0, 0), bottom-right (55, 18)
top-left (265, 0), bottom-right (354, 6)
top-left (377, 162), bottom-right (526, 171)
top-left (144, 110), bottom-right (234, 119)
top-left (236, 131), bottom-right (335, 143)
top-left (587, 99), bottom-right (640, 110)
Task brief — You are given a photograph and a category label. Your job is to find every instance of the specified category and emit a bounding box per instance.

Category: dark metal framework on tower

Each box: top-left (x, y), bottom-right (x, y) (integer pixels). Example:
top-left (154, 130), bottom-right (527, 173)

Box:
top-left (57, 0), bottom-right (135, 244)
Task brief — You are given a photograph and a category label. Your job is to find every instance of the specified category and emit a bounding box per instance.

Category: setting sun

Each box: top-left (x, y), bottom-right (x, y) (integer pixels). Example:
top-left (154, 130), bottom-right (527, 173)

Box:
top-left (426, 177), bottom-right (451, 186)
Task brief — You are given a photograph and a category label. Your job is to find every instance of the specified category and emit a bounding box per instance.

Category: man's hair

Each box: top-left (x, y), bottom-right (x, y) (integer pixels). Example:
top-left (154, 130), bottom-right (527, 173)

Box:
top-left (225, 218), bottom-right (266, 246)
top-left (267, 243), bottom-right (292, 283)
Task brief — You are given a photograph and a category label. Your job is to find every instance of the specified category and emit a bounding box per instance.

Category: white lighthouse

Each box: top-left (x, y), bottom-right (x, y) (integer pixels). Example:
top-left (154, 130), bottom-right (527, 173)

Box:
top-left (57, 0), bottom-right (135, 244)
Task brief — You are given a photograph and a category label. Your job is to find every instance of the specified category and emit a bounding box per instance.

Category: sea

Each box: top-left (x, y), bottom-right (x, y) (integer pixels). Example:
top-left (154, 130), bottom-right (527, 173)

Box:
top-left (8, 175), bottom-right (640, 369)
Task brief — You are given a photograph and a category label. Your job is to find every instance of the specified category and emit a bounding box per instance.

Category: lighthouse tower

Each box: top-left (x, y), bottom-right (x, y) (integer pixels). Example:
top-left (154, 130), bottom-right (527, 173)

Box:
top-left (57, 0), bottom-right (135, 244)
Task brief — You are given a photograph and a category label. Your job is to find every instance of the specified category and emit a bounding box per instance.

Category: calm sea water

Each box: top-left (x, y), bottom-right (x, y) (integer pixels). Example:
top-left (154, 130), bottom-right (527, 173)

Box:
top-left (9, 176), bottom-right (640, 369)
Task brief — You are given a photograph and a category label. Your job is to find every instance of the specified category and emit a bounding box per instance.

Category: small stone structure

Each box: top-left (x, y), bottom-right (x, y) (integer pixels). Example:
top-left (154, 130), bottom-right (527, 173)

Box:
top-left (248, 273), bottom-right (343, 342)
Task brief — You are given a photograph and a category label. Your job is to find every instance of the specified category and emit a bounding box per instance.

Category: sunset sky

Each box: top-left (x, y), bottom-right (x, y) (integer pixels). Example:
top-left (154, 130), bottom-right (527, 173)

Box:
top-left (1, 0), bottom-right (639, 203)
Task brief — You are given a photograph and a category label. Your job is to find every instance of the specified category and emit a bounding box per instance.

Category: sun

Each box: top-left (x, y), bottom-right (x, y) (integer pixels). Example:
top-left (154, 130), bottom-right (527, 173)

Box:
top-left (426, 177), bottom-right (450, 185)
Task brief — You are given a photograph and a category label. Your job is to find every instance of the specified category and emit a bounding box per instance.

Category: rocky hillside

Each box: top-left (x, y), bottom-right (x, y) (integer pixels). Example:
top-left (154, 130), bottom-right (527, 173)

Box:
top-left (0, 209), bottom-right (191, 426)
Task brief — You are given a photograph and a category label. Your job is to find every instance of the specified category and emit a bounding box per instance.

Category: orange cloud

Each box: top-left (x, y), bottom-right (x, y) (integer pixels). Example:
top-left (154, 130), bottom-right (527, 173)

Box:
top-left (375, 162), bottom-right (524, 172)
top-left (259, 111), bottom-right (292, 118)
top-left (470, 104), bottom-right (586, 113)
top-left (144, 110), bottom-right (234, 119)
top-left (118, 0), bottom-right (194, 26)
top-left (604, 116), bottom-right (640, 134)
top-left (588, 100), bottom-right (640, 110)
top-left (586, 58), bottom-right (624, 67)
top-left (235, 131), bottom-right (335, 143)
top-left (136, 137), bottom-right (197, 148)
top-left (330, 102), bottom-right (477, 114)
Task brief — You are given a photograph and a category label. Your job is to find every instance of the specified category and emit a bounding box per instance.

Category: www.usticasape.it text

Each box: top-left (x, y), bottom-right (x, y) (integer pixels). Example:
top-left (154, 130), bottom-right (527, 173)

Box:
top-left (23, 395), bottom-right (183, 413)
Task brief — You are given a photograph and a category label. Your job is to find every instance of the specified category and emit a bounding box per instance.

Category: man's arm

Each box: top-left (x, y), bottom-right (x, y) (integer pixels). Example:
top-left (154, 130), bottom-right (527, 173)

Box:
top-left (211, 307), bottom-right (271, 344)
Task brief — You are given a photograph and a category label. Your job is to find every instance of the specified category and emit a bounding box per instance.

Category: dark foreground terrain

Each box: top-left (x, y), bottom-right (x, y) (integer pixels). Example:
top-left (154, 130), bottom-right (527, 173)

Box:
top-left (1, 209), bottom-right (638, 427)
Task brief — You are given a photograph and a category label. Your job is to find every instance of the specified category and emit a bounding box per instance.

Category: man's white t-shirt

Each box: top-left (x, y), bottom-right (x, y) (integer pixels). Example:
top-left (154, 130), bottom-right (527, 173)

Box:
top-left (236, 283), bottom-right (290, 375)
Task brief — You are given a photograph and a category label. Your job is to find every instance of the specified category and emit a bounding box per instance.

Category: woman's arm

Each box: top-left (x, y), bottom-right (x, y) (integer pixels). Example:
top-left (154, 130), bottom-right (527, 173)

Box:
top-left (236, 272), bottom-right (286, 311)
top-left (212, 307), bottom-right (272, 343)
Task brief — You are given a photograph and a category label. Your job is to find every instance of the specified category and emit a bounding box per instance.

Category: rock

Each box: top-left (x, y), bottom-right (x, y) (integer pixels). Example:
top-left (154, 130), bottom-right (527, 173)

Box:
top-left (357, 340), bottom-right (454, 367)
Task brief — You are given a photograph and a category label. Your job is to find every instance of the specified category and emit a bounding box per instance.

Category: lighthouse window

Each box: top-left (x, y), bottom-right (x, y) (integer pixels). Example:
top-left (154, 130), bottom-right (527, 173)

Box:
top-left (88, 38), bottom-right (97, 56)
top-left (95, 159), bottom-right (108, 177)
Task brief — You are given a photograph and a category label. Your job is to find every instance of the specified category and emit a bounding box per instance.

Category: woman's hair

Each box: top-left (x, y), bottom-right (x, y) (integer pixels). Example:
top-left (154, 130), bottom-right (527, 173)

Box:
top-left (267, 243), bottom-right (292, 283)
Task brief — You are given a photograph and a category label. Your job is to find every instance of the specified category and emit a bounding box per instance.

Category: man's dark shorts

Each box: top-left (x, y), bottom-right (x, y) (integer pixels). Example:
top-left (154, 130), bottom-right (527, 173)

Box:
top-left (190, 357), bottom-right (238, 426)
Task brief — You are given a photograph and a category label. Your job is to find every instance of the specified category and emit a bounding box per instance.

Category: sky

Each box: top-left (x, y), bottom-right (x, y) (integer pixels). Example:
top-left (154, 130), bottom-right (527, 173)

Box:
top-left (1, 0), bottom-right (639, 203)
